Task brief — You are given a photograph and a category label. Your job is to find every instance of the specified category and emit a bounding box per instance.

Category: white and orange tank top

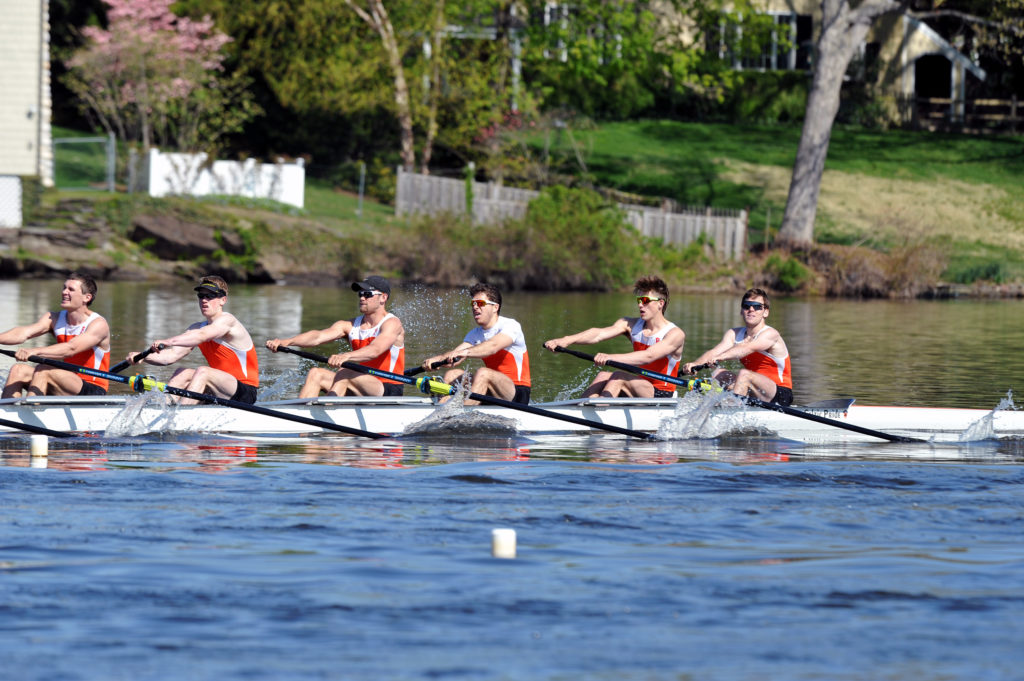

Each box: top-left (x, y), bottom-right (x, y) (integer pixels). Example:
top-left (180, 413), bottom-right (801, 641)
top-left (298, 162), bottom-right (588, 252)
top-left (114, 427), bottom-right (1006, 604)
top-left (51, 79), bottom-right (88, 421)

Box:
top-left (463, 316), bottom-right (531, 387)
top-left (53, 310), bottom-right (110, 390)
top-left (734, 326), bottom-right (792, 388)
top-left (629, 318), bottom-right (680, 393)
top-left (198, 328), bottom-right (259, 387)
top-left (348, 313), bottom-right (405, 385)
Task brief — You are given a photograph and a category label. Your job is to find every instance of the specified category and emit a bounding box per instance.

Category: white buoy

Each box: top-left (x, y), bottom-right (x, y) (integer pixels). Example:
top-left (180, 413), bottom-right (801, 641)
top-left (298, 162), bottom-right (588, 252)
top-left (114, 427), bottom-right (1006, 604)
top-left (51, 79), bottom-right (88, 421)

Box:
top-left (491, 528), bottom-right (517, 559)
top-left (30, 434), bottom-right (49, 457)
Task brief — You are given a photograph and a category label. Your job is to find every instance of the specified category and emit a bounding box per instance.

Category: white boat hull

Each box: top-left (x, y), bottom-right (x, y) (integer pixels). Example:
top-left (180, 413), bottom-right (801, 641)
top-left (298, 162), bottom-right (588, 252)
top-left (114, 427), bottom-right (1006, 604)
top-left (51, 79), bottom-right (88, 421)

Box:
top-left (1, 394), bottom-right (1022, 444)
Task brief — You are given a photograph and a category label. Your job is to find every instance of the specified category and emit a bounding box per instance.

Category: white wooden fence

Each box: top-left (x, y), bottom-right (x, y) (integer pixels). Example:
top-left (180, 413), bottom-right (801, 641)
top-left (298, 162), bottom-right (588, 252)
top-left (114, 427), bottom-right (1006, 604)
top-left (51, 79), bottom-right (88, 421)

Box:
top-left (395, 167), bottom-right (747, 260)
top-left (146, 148), bottom-right (306, 208)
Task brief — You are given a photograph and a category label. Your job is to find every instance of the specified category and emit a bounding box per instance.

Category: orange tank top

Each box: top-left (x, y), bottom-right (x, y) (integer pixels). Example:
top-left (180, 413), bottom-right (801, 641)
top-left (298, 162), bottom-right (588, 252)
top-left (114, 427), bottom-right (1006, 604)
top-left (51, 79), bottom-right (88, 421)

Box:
top-left (735, 326), bottom-right (792, 388)
top-left (348, 313), bottom-right (405, 384)
top-left (53, 310), bottom-right (109, 390)
top-left (630, 318), bottom-right (680, 393)
top-left (198, 336), bottom-right (260, 387)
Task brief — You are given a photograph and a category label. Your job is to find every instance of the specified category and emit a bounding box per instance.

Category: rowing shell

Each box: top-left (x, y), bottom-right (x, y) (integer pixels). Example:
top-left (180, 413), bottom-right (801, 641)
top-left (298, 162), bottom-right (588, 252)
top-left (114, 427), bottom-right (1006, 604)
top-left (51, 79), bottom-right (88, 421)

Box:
top-left (1, 394), bottom-right (1021, 443)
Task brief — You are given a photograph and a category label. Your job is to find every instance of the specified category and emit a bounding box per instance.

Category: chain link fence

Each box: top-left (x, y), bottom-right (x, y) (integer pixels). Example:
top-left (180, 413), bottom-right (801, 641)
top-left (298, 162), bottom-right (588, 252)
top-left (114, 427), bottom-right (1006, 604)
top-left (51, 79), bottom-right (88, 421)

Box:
top-left (53, 132), bottom-right (116, 192)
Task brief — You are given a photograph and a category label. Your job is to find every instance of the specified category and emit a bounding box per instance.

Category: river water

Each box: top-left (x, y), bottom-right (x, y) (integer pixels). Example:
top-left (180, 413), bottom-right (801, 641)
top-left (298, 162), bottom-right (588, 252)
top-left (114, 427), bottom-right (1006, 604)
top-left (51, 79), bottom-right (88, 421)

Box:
top-left (1, 280), bottom-right (1022, 680)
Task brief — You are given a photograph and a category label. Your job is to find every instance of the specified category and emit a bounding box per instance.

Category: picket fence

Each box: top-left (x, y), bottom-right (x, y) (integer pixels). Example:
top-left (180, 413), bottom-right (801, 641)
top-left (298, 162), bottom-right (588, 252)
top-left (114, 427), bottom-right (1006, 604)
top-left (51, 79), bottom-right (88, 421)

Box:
top-left (395, 168), bottom-right (746, 260)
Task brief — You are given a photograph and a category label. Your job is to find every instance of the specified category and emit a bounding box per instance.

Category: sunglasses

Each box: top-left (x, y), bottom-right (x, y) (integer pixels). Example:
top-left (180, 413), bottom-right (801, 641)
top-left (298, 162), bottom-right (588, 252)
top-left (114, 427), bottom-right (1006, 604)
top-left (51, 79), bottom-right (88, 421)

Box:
top-left (357, 290), bottom-right (381, 299)
top-left (470, 299), bottom-right (498, 309)
top-left (636, 296), bottom-right (664, 305)
top-left (741, 301), bottom-right (766, 311)
top-left (197, 293), bottom-right (222, 301)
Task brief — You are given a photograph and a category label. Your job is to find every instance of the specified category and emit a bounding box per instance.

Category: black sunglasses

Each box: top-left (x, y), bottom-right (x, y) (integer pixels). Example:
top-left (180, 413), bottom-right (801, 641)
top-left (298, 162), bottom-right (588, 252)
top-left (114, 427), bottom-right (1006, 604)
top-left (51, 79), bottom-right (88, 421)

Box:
top-left (741, 301), bottom-right (765, 311)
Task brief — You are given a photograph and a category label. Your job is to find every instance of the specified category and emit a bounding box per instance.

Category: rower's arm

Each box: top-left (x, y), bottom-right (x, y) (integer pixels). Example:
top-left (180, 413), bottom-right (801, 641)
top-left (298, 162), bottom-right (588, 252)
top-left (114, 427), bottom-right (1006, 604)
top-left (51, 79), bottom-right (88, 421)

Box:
top-left (543, 318), bottom-right (630, 351)
top-left (335, 318), bottom-right (402, 364)
top-left (684, 330), bottom-right (737, 371)
top-left (459, 332), bottom-right (513, 359)
top-left (28, 317), bottom-right (110, 360)
top-left (601, 327), bottom-right (685, 366)
top-left (266, 320), bottom-right (353, 351)
top-left (0, 312), bottom-right (54, 346)
top-left (424, 341), bottom-right (473, 368)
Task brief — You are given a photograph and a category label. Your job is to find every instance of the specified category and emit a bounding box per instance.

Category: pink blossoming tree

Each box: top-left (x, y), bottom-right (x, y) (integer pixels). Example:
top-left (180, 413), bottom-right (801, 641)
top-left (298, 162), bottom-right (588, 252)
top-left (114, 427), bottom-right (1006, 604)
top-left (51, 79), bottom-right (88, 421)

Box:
top-left (65, 0), bottom-right (257, 154)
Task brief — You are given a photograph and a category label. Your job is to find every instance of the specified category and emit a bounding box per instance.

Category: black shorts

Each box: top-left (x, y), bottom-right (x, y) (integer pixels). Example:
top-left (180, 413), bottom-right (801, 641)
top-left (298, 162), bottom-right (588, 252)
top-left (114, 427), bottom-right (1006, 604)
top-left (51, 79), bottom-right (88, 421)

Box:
top-left (653, 388), bottom-right (676, 398)
top-left (78, 382), bottom-right (107, 396)
top-left (230, 382), bottom-right (259, 404)
top-left (771, 385), bottom-right (793, 406)
top-left (512, 385), bottom-right (531, 405)
top-left (382, 382), bottom-right (404, 397)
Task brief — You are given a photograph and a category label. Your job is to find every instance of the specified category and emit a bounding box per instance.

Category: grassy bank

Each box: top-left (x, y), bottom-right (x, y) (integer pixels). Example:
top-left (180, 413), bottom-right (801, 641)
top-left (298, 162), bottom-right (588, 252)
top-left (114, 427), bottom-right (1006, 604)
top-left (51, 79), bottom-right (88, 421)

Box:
top-left (41, 121), bottom-right (1024, 295)
top-left (537, 120), bottom-right (1024, 285)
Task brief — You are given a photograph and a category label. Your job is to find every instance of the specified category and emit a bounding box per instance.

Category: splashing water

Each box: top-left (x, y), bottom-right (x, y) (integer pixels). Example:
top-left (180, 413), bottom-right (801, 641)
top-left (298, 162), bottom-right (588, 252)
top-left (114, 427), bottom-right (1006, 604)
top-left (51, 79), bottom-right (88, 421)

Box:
top-left (402, 381), bottom-right (518, 436)
top-left (105, 391), bottom-right (177, 437)
top-left (553, 369), bottom-right (596, 401)
top-left (257, 368), bottom-right (308, 401)
top-left (655, 389), bottom-right (759, 440)
top-left (959, 389), bottom-right (1017, 442)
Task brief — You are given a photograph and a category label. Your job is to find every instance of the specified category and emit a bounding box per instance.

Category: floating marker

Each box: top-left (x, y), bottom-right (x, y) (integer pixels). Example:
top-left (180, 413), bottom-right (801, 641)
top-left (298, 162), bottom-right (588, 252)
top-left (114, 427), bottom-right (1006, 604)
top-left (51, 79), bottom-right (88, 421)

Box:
top-left (491, 528), bottom-right (517, 559)
top-left (30, 434), bottom-right (48, 458)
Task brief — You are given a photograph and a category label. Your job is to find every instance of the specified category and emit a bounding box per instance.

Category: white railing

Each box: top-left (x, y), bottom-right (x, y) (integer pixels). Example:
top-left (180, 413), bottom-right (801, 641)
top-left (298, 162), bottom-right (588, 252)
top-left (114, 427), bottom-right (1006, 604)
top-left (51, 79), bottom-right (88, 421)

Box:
top-left (395, 168), bottom-right (747, 259)
top-left (146, 148), bottom-right (306, 208)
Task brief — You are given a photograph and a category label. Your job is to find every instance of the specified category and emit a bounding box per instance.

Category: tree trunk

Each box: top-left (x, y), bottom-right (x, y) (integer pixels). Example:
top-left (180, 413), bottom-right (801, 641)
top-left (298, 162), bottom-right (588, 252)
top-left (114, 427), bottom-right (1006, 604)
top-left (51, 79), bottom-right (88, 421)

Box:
top-left (420, 0), bottom-right (445, 175)
top-left (346, 0), bottom-right (417, 172)
top-left (777, 0), bottom-right (907, 247)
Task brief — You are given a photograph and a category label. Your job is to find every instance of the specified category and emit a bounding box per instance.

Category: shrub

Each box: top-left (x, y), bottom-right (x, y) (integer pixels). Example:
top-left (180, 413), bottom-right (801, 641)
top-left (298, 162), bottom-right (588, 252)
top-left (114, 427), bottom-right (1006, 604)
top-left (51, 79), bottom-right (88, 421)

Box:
top-left (505, 186), bottom-right (645, 290)
top-left (764, 253), bottom-right (812, 292)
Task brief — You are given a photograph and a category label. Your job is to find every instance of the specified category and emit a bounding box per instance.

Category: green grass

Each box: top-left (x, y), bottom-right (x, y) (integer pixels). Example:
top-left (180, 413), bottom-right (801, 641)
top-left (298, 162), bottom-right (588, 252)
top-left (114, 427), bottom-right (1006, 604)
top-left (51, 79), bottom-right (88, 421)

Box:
top-left (529, 119), bottom-right (1024, 282)
top-left (52, 125), bottom-right (113, 190)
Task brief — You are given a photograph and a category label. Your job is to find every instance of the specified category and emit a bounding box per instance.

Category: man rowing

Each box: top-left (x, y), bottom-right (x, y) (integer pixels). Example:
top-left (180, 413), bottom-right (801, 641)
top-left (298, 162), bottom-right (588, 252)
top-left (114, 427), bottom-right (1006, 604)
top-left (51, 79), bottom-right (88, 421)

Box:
top-left (127, 275), bottom-right (260, 405)
top-left (682, 288), bottom-right (793, 406)
top-left (422, 283), bottom-right (531, 405)
top-left (0, 273), bottom-right (111, 397)
top-left (265, 275), bottom-right (406, 398)
top-left (543, 275), bottom-right (685, 397)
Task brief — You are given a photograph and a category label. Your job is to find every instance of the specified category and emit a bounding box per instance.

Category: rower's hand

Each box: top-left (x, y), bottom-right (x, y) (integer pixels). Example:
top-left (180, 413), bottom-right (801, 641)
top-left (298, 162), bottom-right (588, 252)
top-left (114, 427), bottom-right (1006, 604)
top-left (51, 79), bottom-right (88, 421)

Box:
top-left (327, 353), bottom-right (350, 369)
top-left (543, 339), bottom-right (563, 352)
top-left (682, 362), bottom-right (696, 375)
top-left (265, 339), bottom-right (284, 352)
top-left (593, 352), bottom-right (611, 366)
top-left (14, 348), bottom-right (32, 362)
top-left (126, 351), bottom-right (140, 364)
top-left (151, 340), bottom-right (170, 353)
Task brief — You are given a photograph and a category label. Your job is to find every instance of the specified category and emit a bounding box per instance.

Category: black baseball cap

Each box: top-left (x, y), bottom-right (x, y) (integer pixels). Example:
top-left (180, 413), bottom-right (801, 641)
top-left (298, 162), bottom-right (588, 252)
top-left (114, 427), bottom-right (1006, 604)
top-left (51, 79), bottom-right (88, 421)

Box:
top-left (351, 275), bottom-right (391, 295)
top-left (194, 282), bottom-right (227, 297)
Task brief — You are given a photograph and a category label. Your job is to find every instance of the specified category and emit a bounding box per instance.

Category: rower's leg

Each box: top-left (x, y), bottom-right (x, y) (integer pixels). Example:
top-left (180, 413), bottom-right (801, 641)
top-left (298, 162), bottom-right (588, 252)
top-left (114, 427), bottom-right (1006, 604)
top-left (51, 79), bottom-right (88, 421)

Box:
top-left (732, 369), bottom-right (778, 402)
top-left (299, 367), bottom-right (337, 399)
top-left (2, 363), bottom-right (36, 397)
top-left (582, 371), bottom-right (615, 397)
top-left (465, 367), bottom-right (515, 404)
top-left (27, 366), bottom-right (86, 396)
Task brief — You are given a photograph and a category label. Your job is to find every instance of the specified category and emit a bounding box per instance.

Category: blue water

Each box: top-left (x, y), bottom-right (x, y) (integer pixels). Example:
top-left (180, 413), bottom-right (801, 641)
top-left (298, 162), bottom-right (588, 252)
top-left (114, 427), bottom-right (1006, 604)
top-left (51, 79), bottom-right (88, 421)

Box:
top-left (2, 435), bottom-right (1023, 680)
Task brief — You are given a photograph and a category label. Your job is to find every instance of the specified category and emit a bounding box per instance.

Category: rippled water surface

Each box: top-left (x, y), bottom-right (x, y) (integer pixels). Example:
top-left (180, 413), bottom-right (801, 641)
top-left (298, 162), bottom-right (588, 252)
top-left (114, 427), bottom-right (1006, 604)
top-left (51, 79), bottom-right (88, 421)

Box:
top-left (2, 281), bottom-right (1023, 679)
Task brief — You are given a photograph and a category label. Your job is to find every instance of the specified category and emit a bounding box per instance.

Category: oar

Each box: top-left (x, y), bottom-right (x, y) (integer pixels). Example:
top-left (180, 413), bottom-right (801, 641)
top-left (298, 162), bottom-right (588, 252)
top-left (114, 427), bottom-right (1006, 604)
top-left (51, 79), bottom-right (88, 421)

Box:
top-left (0, 417), bottom-right (74, 439)
top-left (552, 346), bottom-right (921, 443)
top-left (108, 344), bottom-right (164, 374)
top-left (272, 345), bottom-right (654, 440)
top-left (0, 349), bottom-right (386, 439)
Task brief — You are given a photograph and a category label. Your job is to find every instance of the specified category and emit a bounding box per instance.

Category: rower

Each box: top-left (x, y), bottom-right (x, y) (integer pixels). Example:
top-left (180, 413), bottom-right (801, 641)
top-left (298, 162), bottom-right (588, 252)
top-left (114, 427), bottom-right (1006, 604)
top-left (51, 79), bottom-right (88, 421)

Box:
top-left (543, 275), bottom-right (685, 398)
top-left (682, 288), bottom-right (793, 406)
top-left (421, 282), bottom-right (531, 405)
top-left (0, 273), bottom-right (111, 398)
top-left (265, 275), bottom-right (406, 398)
top-left (127, 275), bottom-right (260, 405)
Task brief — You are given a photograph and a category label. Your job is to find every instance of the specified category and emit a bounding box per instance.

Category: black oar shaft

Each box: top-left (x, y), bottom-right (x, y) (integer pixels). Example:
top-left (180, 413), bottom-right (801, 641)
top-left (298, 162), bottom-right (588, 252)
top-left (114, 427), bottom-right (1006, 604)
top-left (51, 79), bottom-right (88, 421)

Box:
top-left (551, 346), bottom-right (921, 443)
top-left (0, 417), bottom-right (74, 439)
top-left (109, 345), bottom-right (162, 374)
top-left (1, 349), bottom-right (385, 439)
top-left (273, 345), bottom-right (653, 439)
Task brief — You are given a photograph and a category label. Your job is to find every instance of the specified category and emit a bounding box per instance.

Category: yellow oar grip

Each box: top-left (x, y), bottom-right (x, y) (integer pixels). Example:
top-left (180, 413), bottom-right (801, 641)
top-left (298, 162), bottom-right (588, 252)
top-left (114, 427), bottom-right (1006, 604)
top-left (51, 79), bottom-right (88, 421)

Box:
top-left (128, 375), bottom-right (165, 393)
top-left (415, 377), bottom-right (455, 396)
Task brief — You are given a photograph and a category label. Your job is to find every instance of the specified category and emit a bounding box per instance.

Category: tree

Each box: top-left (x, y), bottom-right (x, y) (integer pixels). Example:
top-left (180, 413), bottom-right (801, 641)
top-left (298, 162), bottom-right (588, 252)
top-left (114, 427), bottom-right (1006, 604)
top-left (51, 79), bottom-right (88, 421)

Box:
top-left (777, 0), bottom-right (910, 247)
top-left (64, 0), bottom-right (257, 153)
